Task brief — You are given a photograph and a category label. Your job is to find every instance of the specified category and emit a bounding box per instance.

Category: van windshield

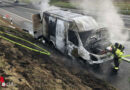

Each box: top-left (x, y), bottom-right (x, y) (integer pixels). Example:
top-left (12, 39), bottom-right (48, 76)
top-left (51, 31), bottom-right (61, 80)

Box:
top-left (79, 30), bottom-right (95, 47)
top-left (78, 29), bottom-right (111, 54)
top-left (73, 16), bottom-right (99, 32)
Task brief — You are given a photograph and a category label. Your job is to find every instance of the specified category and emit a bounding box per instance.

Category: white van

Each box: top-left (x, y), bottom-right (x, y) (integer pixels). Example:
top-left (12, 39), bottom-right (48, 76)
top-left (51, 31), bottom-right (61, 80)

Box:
top-left (32, 9), bottom-right (113, 64)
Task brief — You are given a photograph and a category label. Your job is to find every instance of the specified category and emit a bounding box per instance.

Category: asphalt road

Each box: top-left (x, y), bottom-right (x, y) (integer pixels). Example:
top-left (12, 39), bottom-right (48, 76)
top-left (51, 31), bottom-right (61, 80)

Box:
top-left (89, 42), bottom-right (130, 90)
top-left (0, 1), bottom-right (130, 90)
top-left (0, 1), bottom-right (37, 35)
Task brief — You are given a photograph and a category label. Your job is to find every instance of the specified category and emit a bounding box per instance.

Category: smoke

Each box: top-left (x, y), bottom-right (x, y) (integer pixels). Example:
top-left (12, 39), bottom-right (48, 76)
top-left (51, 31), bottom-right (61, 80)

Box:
top-left (30, 0), bottom-right (59, 12)
top-left (70, 0), bottom-right (128, 43)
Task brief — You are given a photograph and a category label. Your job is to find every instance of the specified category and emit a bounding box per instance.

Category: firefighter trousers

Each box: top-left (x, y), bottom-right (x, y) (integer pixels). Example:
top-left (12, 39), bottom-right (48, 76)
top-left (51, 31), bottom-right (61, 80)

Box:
top-left (114, 57), bottom-right (120, 70)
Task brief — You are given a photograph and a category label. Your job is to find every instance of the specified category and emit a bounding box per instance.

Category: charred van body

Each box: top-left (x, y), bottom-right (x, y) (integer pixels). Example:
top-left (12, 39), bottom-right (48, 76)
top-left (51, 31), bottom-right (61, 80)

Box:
top-left (32, 9), bottom-right (113, 64)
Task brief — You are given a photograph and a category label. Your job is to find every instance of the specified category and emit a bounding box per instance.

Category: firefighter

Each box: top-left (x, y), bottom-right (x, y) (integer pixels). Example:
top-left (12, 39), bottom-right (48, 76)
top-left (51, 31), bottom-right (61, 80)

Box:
top-left (107, 43), bottom-right (125, 72)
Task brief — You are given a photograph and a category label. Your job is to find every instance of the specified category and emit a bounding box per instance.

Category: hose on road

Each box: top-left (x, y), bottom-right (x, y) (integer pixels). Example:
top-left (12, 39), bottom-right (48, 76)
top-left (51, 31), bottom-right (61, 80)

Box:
top-left (122, 57), bottom-right (130, 63)
top-left (0, 31), bottom-right (50, 56)
top-left (122, 55), bottom-right (130, 62)
top-left (122, 55), bottom-right (130, 58)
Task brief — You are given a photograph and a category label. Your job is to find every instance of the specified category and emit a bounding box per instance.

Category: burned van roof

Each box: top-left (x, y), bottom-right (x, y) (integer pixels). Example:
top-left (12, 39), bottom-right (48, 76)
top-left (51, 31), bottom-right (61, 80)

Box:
top-left (45, 9), bottom-right (99, 32)
top-left (45, 9), bottom-right (85, 21)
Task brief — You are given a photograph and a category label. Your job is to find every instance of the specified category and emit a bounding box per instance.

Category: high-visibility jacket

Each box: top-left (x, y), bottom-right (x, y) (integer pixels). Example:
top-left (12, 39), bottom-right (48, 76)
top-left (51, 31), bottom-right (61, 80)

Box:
top-left (111, 43), bottom-right (124, 59)
top-left (115, 49), bottom-right (123, 58)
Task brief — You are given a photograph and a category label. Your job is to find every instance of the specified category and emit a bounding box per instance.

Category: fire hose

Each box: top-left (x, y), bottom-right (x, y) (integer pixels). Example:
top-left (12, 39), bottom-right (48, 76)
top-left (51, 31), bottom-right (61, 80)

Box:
top-left (122, 55), bottom-right (130, 63)
top-left (0, 30), bottom-right (129, 62)
top-left (122, 57), bottom-right (130, 63)
top-left (106, 46), bottom-right (130, 63)
top-left (0, 31), bottom-right (50, 56)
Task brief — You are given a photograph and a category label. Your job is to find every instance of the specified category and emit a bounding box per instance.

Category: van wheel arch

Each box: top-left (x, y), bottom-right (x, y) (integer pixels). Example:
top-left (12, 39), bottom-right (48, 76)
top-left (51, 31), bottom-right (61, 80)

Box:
top-left (49, 41), bottom-right (55, 48)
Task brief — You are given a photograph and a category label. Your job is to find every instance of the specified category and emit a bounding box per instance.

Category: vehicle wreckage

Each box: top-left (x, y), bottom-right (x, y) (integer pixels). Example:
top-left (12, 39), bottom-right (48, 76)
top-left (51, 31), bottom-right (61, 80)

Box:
top-left (32, 9), bottom-right (113, 64)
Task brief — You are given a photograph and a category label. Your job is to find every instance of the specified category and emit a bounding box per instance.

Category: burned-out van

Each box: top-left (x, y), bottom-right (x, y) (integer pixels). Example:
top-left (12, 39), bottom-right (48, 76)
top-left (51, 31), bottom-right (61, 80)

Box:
top-left (32, 9), bottom-right (113, 64)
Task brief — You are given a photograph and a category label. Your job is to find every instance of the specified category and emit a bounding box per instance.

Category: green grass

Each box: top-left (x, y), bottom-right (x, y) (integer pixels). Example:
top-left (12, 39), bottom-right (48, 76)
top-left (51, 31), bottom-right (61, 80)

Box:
top-left (51, 1), bottom-right (130, 15)
top-left (119, 10), bottom-right (130, 15)
top-left (115, 2), bottom-right (130, 15)
top-left (19, 0), bottom-right (75, 8)
top-left (20, 0), bottom-right (130, 15)
top-left (115, 2), bottom-right (130, 10)
top-left (51, 1), bottom-right (130, 14)
top-left (50, 1), bottom-right (75, 9)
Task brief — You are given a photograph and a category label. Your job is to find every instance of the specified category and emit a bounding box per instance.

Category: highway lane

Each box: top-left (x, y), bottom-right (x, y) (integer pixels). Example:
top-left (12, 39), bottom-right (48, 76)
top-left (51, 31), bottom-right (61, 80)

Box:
top-left (0, 2), bottom-right (130, 90)
top-left (0, 2), bottom-right (39, 35)
top-left (0, 1), bottom-right (38, 20)
top-left (1, 6), bottom-right (35, 21)
top-left (1, 1), bottom-right (130, 28)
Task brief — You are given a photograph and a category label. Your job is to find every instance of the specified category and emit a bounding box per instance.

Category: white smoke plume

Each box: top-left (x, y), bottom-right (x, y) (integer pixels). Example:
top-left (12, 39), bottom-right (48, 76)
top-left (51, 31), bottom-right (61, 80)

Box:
top-left (30, 0), bottom-right (59, 12)
top-left (70, 0), bottom-right (128, 43)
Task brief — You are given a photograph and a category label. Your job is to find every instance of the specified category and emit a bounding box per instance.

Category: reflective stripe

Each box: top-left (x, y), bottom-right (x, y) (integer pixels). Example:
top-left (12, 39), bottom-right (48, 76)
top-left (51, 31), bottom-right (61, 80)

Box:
top-left (118, 43), bottom-right (120, 48)
top-left (109, 44), bottom-right (124, 58)
top-left (114, 67), bottom-right (119, 70)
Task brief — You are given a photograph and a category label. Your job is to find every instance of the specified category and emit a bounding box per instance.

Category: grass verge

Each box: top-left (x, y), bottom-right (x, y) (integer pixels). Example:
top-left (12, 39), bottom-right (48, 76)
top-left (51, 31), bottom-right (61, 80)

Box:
top-left (19, 0), bottom-right (130, 15)
top-left (50, 1), bottom-right (75, 9)
top-left (115, 2), bottom-right (130, 15)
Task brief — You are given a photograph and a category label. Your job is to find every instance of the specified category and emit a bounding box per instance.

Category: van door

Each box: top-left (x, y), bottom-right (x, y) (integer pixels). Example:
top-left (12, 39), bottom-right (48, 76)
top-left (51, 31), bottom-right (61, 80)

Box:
top-left (32, 14), bottom-right (43, 38)
top-left (67, 30), bottom-right (79, 57)
top-left (56, 19), bottom-right (66, 53)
